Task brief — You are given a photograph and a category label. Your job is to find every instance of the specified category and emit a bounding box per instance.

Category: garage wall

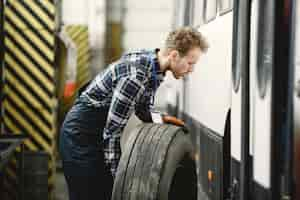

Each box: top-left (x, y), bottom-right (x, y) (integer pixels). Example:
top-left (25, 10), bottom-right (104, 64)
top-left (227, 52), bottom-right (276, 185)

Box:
top-left (123, 0), bottom-right (173, 51)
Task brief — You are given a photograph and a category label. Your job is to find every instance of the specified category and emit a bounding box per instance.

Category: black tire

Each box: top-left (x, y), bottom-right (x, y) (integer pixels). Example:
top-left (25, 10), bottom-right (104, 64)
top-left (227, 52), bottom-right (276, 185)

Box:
top-left (112, 123), bottom-right (197, 200)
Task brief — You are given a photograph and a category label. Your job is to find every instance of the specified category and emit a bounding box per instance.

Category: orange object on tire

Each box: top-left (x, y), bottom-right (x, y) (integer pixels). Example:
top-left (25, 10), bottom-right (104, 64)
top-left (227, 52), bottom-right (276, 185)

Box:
top-left (162, 115), bottom-right (185, 126)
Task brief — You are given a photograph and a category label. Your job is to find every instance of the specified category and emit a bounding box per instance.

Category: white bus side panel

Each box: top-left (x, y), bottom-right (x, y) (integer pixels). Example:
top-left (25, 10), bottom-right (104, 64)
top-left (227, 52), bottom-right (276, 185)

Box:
top-left (231, 88), bottom-right (242, 161)
top-left (188, 13), bottom-right (232, 136)
top-left (252, 73), bottom-right (272, 188)
top-left (251, 0), bottom-right (272, 188)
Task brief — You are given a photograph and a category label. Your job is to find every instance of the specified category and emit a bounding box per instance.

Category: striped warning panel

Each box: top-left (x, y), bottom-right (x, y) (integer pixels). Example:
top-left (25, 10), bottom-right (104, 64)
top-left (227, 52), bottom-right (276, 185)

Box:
top-left (2, 0), bottom-right (57, 199)
top-left (60, 25), bottom-right (91, 114)
top-left (65, 25), bottom-right (91, 89)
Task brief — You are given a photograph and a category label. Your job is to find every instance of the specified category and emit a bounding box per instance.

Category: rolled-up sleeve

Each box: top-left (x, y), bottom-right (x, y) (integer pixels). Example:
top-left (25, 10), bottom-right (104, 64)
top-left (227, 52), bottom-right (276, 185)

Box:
top-left (102, 76), bottom-right (145, 177)
top-left (135, 92), bottom-right (164, 123)
top-left (134, 94), bottom-right (153, 122)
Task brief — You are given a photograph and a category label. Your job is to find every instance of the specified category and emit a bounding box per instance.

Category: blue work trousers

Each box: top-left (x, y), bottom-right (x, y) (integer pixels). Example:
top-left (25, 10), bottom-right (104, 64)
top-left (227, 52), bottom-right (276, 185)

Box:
top-left (59, 99), bottom-right (113, 200)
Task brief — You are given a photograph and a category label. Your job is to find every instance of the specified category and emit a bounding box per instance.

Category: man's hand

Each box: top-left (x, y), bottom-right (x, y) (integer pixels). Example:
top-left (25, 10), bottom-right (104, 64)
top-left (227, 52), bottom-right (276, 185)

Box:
top-left (162, 115), bottom-right (185, 127)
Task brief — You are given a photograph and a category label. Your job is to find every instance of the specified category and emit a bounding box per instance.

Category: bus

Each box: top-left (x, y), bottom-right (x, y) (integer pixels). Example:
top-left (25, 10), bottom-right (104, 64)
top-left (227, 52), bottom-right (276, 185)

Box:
top-left (112, 0), bottom-right (300, 199)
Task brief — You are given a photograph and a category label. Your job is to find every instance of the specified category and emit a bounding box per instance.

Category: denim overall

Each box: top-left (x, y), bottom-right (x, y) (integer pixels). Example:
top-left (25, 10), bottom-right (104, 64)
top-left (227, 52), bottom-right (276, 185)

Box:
top-left (59, 96), bottom-right (113, 200)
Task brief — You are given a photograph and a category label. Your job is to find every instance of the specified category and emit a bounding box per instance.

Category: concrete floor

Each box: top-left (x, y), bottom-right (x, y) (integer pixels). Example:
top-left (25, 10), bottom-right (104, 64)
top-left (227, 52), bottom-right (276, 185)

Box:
top-left (53, 166), bottom-right (69, 200)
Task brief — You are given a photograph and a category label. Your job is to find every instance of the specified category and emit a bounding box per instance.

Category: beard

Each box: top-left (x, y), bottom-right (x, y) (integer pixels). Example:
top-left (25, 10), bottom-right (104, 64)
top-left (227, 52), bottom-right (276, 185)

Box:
top-left (173, 72), bottom-right (182, 79)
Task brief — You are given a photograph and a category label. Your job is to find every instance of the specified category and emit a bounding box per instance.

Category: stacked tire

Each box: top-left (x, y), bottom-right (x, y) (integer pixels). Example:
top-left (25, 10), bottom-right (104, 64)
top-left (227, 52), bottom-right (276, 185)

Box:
top-left (112, 123), bottom-right (197, 200)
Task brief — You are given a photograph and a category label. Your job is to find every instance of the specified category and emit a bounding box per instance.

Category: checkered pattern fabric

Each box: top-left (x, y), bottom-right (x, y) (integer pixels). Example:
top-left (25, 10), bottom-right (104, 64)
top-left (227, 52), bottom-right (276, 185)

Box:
top-left (80, 49), bottom-right (164, 177)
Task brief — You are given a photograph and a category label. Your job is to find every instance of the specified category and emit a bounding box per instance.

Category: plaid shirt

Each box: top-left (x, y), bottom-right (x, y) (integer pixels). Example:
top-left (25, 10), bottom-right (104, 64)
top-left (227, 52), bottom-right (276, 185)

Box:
top-left (80, 49), bottom-right (164, 177)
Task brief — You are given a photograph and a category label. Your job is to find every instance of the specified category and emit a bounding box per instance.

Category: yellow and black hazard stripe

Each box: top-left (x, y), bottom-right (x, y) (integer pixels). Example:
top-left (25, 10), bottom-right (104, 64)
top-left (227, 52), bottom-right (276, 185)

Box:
top-left (59, 25), bottom-right (91, 114)
top-left (65, 25), bottom-right (91, 89)
top-left (2, 0), bottom-right (57, 199)
top-left (2, 157), bottom-right (18, 200)
top-left (0, 0), bottom-right (4, 134)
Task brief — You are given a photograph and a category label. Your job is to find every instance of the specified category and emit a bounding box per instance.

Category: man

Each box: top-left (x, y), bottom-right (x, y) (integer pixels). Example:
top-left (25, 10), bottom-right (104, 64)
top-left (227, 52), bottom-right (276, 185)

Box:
top-left (59, 26), bottom-right (208, 200)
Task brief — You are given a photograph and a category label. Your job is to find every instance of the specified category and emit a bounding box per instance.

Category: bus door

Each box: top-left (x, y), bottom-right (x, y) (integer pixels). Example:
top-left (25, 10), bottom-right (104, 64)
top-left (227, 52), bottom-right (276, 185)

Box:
top-left (249, 0), bottom-right (294, 199)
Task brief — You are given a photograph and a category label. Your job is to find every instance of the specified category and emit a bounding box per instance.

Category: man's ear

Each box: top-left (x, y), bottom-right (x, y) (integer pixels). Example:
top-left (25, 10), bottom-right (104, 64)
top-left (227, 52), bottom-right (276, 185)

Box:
top-left (169, 50), bottom-right (179, 60)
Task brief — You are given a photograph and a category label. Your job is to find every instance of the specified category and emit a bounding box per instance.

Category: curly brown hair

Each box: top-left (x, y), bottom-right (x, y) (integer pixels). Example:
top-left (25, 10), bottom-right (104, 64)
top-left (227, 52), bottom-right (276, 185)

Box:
top-left (165, 27), bottom-right (209, 56)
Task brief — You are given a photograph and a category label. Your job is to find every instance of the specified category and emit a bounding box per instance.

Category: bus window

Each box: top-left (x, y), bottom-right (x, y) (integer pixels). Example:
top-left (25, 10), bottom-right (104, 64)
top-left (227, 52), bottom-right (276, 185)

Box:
top-left (204, 0), bottom-right (217, 23)
top-left (256, 1), bottom-right (274, 98)
top-left (192, 0), bottom-right (205, 27)
top-left (231, 0), bottom-right (242, 92)
top-left (219, 0), bottom-right (233, 15)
